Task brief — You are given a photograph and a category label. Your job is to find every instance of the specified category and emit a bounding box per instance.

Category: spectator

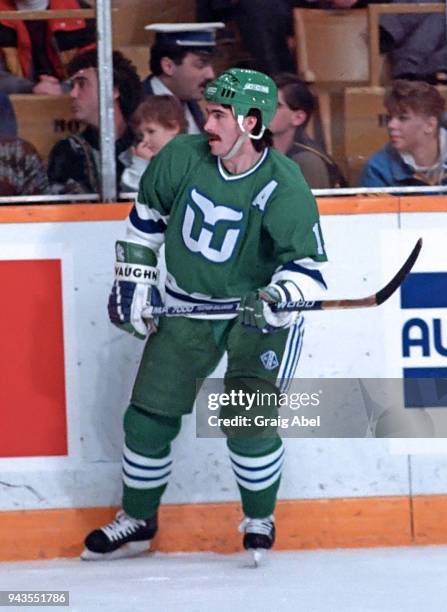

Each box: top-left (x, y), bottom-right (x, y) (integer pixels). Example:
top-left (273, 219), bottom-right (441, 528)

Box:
top-left (196, 0), bottom-right (236, 23)
top-left (0, 92), bottom-right (48, 195)
top-left (359, 80), bottom-right (447, 188)
top-left (197, 1), bottom-right (295, 75)
top-left (235, 1), bottom-right (296, 75)
top-left (47, 49), bottom-right (142, 194)
top-left (196, 0), bottom-right (236, 43)
top-left (294, 0), bottom-right (447, 83)
top-left (378, 0), bottom-right (447, 83)
top-left (270, 73), bottom-right (347, 188)
top-left (0, 0), bottom-right (96, 95)
top-left (120, 95), bottom-right (187, 192)
top-left (143, 23), bottom-right (223, 134)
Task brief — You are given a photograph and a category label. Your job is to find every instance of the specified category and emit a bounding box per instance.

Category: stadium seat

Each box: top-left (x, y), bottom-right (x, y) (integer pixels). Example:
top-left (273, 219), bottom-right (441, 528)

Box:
top-left (293, 9), bottom-right (371, 88)
top-left (342, 87), bottom-right (388, 184)
top-left (111, 0), bottom-right (195, 47)
top-left (293, 4), bottom-right (444, 88)
top-left (115, 46), bottom-right (150, 79)
top-left (9, 95), bottom-right (83, 160)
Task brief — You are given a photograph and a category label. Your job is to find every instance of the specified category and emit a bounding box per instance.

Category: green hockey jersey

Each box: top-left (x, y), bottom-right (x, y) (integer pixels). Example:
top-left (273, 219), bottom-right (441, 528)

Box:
top-left (127, 134), bottom-right (327, 309)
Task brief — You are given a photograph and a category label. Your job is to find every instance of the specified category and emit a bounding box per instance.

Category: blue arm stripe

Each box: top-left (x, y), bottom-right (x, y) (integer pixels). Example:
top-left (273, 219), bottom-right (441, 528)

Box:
top-left (280, 262), bottom-right (327, 288)
top-left (129, 206), bottom-right (167, 235)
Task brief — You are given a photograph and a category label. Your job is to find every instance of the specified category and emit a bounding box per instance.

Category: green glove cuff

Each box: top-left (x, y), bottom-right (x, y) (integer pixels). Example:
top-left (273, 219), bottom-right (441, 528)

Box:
top-left (114, 241), bottom-right (159, 286)
top-left (115, 240), bottom-right (157, 266)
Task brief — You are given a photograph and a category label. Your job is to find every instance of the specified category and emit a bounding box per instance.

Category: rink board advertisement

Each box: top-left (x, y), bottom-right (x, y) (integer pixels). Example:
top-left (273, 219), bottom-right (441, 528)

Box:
top-left (0, 208), bottom-right (446, 515)
top-left (382, 229), bottom-right (447, 437)
top-left (0, 257), bottom-right (67, 457)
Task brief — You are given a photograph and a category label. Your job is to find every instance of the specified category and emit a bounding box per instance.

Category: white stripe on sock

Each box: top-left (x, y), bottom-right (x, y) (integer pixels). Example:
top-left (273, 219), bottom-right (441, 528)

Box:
top-left (228, 444), bottom-right (285, 492)
top-left (122, 445), bottom-right (172, 490)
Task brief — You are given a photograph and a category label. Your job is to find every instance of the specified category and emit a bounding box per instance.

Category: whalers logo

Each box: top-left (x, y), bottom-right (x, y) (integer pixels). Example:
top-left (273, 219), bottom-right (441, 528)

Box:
top-left (182, 188), bottom-right (243, 263)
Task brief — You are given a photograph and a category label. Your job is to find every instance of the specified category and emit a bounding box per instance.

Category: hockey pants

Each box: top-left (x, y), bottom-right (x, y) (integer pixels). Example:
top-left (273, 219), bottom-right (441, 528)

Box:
top-left (121, 316), bottom-right (304, 520)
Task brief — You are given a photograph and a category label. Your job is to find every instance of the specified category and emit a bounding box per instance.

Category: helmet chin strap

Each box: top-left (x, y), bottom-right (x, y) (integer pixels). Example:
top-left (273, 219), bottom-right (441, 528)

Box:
top-left (220, 132), bottom-right (249, 161)
top-left (220, 113), bottom-right (266, 161)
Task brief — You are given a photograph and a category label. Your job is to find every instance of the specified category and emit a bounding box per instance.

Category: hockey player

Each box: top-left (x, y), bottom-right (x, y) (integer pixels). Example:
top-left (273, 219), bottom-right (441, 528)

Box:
top-left (82, 68), bottom-right (327, 562)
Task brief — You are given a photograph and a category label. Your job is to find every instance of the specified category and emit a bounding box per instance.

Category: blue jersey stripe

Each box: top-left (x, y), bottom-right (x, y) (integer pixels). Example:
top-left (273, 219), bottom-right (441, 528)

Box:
top-left (280, 262), bottom-right (327, 288)
top-left (129, 206), bottom-right (167, 235)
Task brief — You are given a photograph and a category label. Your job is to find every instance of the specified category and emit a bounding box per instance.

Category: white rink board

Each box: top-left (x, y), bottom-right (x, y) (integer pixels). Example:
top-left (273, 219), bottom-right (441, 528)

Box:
top-left (0, 211), bottom-right (445, 512)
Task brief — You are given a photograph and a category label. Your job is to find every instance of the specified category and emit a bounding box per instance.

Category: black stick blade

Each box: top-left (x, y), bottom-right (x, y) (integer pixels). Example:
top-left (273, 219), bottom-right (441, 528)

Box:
top-left (375, 238), bottom-right (423, 306)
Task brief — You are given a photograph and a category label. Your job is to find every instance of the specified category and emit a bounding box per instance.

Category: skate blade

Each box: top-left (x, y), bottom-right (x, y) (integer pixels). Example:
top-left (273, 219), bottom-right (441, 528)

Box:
top-left (80, 540), bottom-right (151, 561)
top-left (243, 548), bottom-right (267, 568)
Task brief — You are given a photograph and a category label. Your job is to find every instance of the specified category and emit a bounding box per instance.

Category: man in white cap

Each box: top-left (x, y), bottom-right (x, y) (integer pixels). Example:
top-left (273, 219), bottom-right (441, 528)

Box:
top-left (142, 23), bottom-right (223, 134)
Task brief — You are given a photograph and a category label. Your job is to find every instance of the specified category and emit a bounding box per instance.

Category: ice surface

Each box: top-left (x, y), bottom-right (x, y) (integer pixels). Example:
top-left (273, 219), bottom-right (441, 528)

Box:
top-left (0, 546), bottom-right (446, 612)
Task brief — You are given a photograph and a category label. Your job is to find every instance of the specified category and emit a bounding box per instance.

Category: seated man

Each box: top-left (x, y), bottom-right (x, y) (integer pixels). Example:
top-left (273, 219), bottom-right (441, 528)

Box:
top-left (0, 92), bottom-right (48, 195)
top-left (143, 22), bottom-right (223, 134)
top-left (47, 49), bottom-right (142, 194)
top-left (295, 0), bottom-right (447, 83)
top-left (359, 80), bottom-right (447, 188)
top-left (270, 73), bottom-right (346, 188)
top-left (0, 0), bottom-right (96, 95)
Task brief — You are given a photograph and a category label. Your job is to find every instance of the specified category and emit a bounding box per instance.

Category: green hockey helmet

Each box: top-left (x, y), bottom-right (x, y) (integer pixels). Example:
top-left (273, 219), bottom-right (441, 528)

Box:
top-left (204, 68), bottom-right (278, 139)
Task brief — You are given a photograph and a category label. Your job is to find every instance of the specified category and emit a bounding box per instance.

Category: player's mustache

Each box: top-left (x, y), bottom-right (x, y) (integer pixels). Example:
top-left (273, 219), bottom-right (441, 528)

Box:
top-left (207, 133), bottom-right (221, 141)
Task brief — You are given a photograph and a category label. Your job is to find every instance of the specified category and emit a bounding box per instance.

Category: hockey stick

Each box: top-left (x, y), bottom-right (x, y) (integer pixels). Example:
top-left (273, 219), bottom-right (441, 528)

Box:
top-left (150, 238), bottom-right (422, 317)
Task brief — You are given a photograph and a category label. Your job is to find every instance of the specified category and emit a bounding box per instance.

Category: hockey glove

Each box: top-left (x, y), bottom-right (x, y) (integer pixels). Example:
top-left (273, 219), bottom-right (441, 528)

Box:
top-left (239, 281), bottom-right (302, 333)
top-left (108, 240), bottom-right (162, 340)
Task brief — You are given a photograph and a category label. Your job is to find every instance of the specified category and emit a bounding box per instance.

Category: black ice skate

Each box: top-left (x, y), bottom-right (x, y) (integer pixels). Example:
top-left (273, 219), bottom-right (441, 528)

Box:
top-left (239, 515), bottom-right (275, 566)
top-left (81, 510), bottom-right (158, 561)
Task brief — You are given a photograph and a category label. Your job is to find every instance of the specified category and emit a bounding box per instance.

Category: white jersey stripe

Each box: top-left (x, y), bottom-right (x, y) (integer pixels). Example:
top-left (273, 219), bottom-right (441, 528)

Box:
top-left (277, 318), bottom-right (304, 393)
